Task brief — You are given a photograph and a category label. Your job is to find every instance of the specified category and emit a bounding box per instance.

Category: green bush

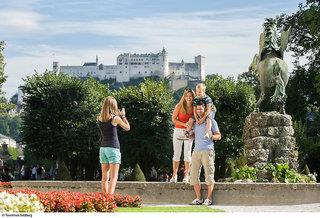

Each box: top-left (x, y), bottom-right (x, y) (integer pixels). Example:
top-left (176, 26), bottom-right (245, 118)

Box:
top-left (131, 164), bottom-right (146, 182)
top-left (225, 153), bottom-right (248, 178)
top-left (232, 165), bottom-right (259, 181)
top-left (56, 160), bottom-right (72, 181)
top-left (232, 163), bottom-right (316, 183)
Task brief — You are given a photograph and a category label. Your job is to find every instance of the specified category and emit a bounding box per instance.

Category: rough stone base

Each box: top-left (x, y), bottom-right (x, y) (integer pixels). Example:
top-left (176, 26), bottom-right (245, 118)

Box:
top-left (7, 181), bottom-right (320, 205)
top-left (243, 111), bottom-right (299, 169)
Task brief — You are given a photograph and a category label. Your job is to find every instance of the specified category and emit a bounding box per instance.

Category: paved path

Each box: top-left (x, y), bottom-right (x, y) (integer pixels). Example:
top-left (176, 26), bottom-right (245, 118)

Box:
top-left (144, 203), bottom-right (320, 212)
top-left (210, 203), bottom-right (320, 212)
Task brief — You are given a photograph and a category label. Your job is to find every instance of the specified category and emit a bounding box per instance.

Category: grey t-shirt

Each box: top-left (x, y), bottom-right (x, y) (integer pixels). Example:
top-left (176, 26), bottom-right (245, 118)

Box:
top-left (194, 119), bottom-right (219, 151)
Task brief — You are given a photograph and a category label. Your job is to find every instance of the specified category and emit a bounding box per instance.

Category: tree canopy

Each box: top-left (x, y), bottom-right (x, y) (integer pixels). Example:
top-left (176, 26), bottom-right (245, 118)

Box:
top-left (114, 79), bottom-right (174, 176)
top-left (21, 72), bottom-right (109, 179)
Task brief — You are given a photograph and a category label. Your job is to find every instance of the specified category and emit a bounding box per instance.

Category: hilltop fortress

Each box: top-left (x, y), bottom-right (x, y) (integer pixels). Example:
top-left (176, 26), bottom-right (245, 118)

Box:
top-left (53, 48), bottom-right (205, 90)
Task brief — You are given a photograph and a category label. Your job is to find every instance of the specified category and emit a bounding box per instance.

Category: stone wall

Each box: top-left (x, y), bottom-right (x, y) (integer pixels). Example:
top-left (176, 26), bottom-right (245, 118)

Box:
top-left (8, 181), bottom-right (320, 205)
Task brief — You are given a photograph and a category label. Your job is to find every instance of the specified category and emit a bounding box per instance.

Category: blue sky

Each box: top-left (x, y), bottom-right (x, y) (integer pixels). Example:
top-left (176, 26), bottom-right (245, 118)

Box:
top-left (0, 0), bottom-right (302, 98)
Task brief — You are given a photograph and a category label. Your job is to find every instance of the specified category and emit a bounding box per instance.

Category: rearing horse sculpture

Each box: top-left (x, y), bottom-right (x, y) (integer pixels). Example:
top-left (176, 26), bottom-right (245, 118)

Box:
top-left (249, 18), bottom-right (291, 114)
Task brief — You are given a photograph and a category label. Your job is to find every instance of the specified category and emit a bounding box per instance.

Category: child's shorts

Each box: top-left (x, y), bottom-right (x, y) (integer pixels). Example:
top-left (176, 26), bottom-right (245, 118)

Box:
top-left (99, 147), bottom-right (121, 164)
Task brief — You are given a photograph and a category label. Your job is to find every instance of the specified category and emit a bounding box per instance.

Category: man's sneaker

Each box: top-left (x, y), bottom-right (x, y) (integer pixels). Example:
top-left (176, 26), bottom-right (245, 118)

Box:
top-left (182, 175), bottom-right (189, 183)
top-left (169, 176), bottom-right (177, 183)
top-left (203, 198), bottom-right (212, 206)
top-left (191, 198), bottom-right (203, 205)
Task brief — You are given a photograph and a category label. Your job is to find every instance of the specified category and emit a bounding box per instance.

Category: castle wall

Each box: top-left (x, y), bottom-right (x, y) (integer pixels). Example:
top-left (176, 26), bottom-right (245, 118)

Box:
top-left (60, 66), bottom-right (98, 78)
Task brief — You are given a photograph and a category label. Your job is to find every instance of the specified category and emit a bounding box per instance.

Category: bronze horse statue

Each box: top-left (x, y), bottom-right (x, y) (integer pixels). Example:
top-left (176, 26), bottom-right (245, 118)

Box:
top-left (249, 19), bottom-right (291, 114)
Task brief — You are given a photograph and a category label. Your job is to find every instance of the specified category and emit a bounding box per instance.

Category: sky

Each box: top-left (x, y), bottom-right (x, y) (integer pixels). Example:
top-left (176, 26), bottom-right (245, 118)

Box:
top-left (0, 0), bottom-right (303, 98)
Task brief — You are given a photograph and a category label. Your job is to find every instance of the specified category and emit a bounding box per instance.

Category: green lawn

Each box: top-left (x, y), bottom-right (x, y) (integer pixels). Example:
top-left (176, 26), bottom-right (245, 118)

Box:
top-left (116, 206), bottom-right (224, 212)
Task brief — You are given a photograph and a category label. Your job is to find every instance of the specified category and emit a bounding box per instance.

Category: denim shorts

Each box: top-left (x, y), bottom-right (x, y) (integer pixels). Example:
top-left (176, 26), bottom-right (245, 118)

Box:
top-left (99, 147), bottom-right (121, 164)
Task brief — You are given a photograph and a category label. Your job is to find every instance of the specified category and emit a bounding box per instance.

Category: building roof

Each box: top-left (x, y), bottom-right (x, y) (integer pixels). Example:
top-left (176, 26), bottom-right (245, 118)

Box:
top-left (83, 62), bottom-right (97, 66)
top-left (169, 62), bottom-right (182, 67)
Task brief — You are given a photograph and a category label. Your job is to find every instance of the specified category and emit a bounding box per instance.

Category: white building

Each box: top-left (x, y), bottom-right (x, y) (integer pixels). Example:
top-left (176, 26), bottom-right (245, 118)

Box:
top-left (0, 134), bottom-right (17, 148)
top-left (54, 48), bottom-right (205, 89)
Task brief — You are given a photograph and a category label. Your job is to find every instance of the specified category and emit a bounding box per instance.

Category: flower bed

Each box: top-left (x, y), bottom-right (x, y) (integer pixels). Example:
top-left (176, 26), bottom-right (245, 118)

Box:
top-left (0, 182), bottom-right (12, 188)
top-left (1, 189), bottom-right (141, 212)
top-left (114, 193), bottom-right (142, 208)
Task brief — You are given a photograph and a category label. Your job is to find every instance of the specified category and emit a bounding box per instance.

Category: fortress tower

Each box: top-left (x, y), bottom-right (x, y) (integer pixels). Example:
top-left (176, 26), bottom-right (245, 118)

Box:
top-left (195, 55), bottom-right (205, 81)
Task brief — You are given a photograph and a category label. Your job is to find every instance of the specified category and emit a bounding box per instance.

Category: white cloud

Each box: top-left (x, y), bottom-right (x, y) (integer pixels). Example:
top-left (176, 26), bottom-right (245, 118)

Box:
top-left (0, 9), bottom-right (45, 33)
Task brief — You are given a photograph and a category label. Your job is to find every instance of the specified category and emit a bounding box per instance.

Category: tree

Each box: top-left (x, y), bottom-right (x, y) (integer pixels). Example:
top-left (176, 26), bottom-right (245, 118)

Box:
top-left (0, 41), bottom-right (7, 95)
top-left (205, 74), bottom-right (256, 179)
top-left (0, 41), bottom-right (14, 114)
top-left (0, 115), bottom-right (22, 141)
top-left (316, 72), bottom-right (320, 96)
top-left (114, 79), bottom-right (174, 177)
top-left (276, 0), bottom-right (320, 119)
top-left (21, 72), bottom-right (108, 180)
top-left (277, 0), bottom-right (320, 66)
top-left (276, 0), bottom-right (320, 180)
top-left (285, 67), bottom-right (314, 121)
top-left (237, 71), bottom-right (259, 89)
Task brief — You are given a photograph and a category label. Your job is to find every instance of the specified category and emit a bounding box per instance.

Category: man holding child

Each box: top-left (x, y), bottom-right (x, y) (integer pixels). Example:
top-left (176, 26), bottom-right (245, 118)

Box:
top-left (189, 97), bottom-right (221, 206)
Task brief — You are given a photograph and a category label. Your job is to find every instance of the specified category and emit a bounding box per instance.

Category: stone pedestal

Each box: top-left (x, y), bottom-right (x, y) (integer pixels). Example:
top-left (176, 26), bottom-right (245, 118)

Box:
top-left (243, 111), bottom-right (299, 170)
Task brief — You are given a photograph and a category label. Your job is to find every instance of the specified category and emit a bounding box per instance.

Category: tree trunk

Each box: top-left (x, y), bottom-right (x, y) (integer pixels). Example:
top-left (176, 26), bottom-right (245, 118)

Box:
top-left (70, 157), bottom-right (78, 180)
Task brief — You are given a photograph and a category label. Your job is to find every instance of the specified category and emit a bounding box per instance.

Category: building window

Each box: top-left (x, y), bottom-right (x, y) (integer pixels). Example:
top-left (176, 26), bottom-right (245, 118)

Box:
top-left (145, 71), bottom-right (147, 74)
top-left (151, 71), bottom-right (153, 74)
top-left (138, 71), bottom-right (140, 74)
top-left (120, 71), bottom-right (122, 74)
